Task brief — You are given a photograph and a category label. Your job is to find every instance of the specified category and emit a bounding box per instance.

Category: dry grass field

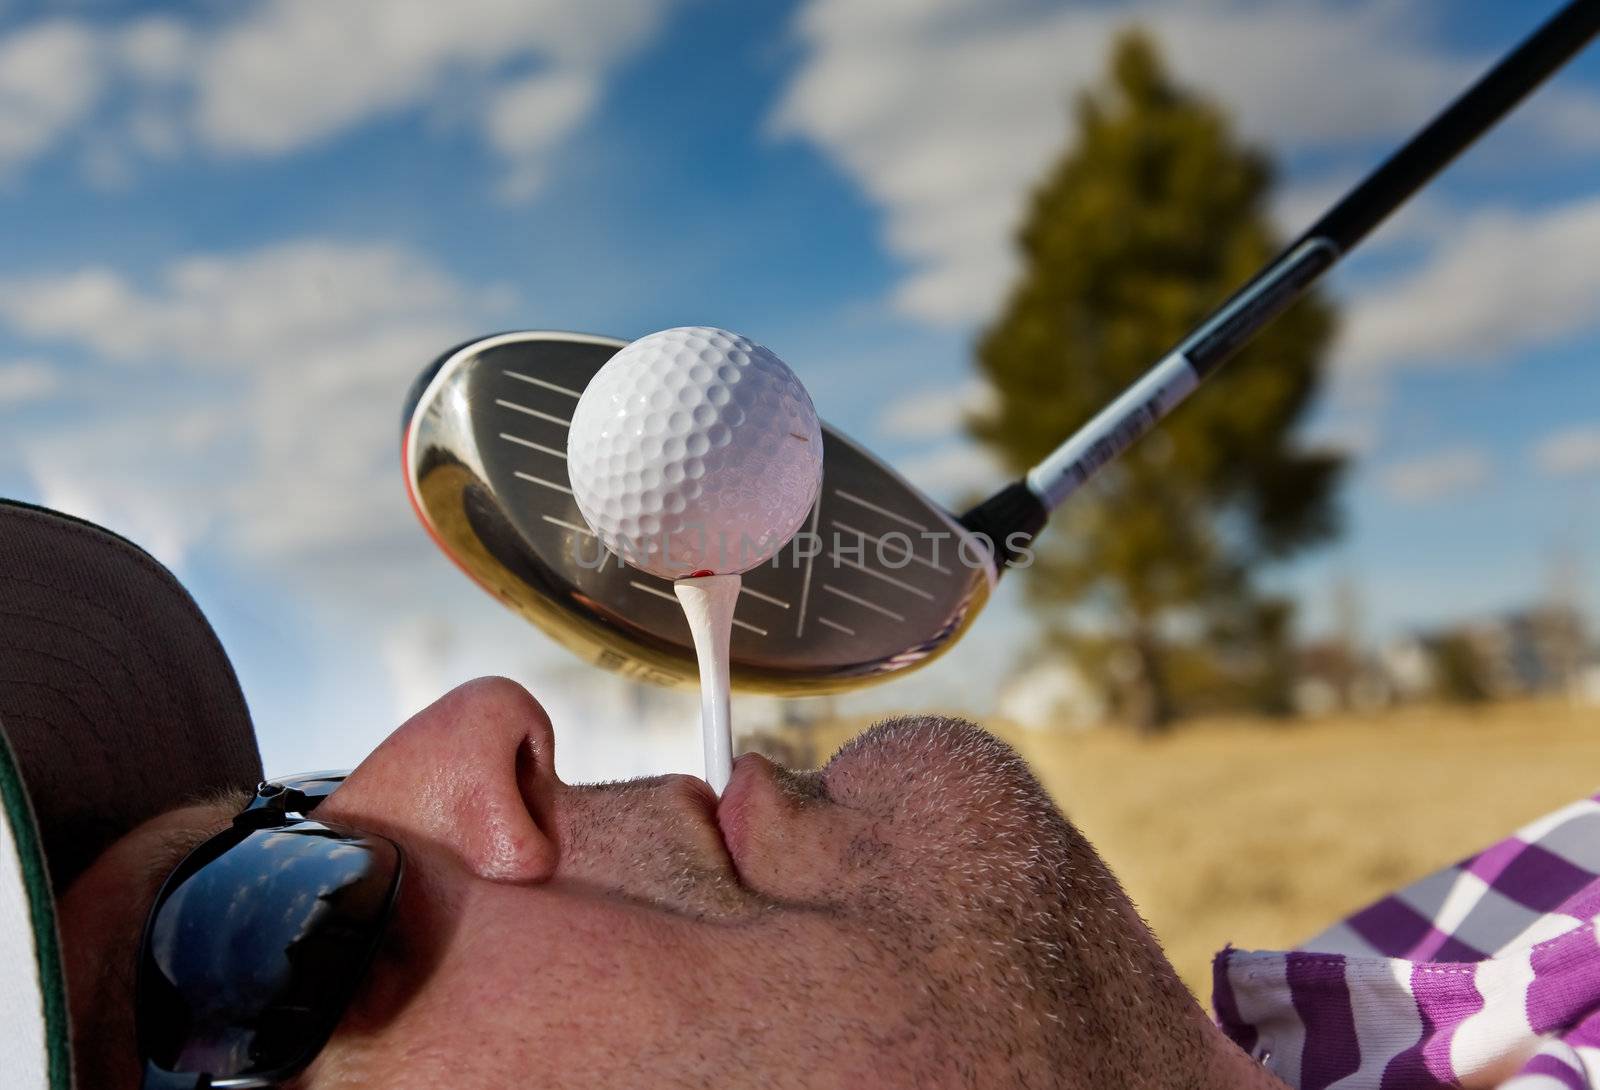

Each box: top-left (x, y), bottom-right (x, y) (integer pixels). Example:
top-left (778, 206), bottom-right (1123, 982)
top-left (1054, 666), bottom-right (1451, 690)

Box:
top-left (793, 700), bottom-right (1600, 999)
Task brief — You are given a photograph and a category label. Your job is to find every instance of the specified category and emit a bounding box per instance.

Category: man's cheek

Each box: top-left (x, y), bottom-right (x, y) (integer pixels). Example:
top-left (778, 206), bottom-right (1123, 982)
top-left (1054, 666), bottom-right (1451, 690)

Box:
top-left (308, 924), bottom-right (577, 1087)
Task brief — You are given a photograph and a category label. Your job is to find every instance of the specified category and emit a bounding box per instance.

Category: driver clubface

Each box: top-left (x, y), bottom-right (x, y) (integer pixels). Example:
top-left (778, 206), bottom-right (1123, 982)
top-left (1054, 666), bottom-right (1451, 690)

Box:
top-left (403, 331), bottom-right (996, 695)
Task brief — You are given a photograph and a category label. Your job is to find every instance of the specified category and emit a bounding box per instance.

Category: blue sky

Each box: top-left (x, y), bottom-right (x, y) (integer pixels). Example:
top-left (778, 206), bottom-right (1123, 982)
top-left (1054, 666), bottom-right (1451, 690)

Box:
top-left (1, 0), bottom-right (1597, 779)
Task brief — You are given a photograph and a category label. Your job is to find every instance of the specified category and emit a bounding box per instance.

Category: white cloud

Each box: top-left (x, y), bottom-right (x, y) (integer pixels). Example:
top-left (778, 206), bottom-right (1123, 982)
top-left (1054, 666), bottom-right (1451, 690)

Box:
top-left (0, 21), bottom-right (102, 175)
top-left (876, 378), bottom-right (994, 441)
top-left (771, 0), bottom-right (1600, 325)
top-left (118, 16), bottom-right (195, 84)
top-left (895, 438), bottom-right (1006, 507)
top-left (3, 239), bottom-right (508, 562)
top-left (24, 417), bottom-right (217, 573)
top-left (484, 69), bottom-right (598, 202)
top-left (1534, 425), bottom-right (1600, 478)
top-left (1339, 195), bottom-right (1600, 378)
top-left (0, 240), bottom-right (467, 369)
top-left (0, 0), bottom-right (673, 194)
top-left (1301, 409), bottom-right (1380, 459)
top-left (1378, 446), bottom-right (1490, 504)
top-left (190, 0), bottom-right (669, 197)
top-left (196, 0), bottom-right (498, 154)
top-left (0, 358), bottom-right (59, 406)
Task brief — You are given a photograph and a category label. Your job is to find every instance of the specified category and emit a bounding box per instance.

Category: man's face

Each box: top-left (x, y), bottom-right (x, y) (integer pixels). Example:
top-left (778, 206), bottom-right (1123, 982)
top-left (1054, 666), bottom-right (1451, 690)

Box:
top-left (60, 677), bottom-right (1274, 1089)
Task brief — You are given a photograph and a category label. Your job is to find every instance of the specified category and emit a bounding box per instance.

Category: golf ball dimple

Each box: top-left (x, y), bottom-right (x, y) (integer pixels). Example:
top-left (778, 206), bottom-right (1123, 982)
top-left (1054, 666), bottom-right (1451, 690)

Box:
top-left (567, 327), bottom-right (823, 580)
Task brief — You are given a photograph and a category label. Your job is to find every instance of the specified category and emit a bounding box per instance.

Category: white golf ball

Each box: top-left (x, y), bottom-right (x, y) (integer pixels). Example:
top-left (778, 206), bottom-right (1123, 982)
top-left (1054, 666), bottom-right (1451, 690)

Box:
top-left (567, 326), bottom-right (824, 580)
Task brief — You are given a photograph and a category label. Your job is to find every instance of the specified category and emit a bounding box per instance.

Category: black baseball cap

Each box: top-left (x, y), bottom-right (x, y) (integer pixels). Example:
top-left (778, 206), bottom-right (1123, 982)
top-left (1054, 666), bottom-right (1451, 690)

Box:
top-left (0, 499), bottom-right (263, 1089)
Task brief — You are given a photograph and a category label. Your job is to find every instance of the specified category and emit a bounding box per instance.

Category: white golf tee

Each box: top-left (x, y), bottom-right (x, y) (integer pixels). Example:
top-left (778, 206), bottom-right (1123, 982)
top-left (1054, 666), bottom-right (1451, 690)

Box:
top-left (674, 573), bottom-right (740, 794)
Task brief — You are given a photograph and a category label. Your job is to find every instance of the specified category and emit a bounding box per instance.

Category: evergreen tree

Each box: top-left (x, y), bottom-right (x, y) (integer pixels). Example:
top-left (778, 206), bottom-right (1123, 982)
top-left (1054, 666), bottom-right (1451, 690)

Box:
top-left (972, 31), bottom-right (1342, 731)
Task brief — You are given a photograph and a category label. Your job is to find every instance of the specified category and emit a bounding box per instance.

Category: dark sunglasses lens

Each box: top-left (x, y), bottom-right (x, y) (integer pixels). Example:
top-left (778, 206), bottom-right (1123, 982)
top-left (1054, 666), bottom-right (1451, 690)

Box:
top-left (139, 822), bottom-right (400, 1080)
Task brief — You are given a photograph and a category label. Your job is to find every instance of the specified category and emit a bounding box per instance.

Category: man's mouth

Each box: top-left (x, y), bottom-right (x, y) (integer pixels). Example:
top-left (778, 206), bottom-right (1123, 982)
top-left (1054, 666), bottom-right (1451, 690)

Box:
top-left (714, 755), bottom-right (767, 877)
top-left (649, 771), bottom-right (746, 878)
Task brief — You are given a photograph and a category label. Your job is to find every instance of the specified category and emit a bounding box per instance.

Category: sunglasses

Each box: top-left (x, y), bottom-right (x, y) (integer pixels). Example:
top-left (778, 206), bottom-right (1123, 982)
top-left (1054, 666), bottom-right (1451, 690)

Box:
top-left (136, 773), bottom-right (403, 1090)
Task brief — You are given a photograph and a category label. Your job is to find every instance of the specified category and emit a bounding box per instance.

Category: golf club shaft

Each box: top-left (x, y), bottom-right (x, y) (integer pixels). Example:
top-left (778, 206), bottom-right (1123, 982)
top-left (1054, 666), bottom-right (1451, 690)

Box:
top-left (1022, 0), bottom-right (1600, 513)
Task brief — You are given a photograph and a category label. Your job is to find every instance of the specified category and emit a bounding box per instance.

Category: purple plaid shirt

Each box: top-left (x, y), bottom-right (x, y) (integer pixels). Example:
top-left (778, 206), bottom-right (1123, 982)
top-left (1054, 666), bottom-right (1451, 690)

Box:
top-left (1214, 792), bottom-right (1600, 1088)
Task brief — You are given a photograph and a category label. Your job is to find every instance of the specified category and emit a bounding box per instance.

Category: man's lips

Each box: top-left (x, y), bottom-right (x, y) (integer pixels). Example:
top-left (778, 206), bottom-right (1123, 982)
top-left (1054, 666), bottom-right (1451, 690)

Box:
top-left (714, 754), bottom-right (763, 870)
top-left (609, 757), bottom-right (778, 889)
top-left (652, 771), bottom-right (745, 875)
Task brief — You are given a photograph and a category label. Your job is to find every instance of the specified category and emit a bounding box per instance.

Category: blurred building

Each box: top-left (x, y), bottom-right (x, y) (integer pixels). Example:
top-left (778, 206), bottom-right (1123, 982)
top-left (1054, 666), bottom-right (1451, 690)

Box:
top-left (1292, 639), bottom-right (1393, 717)
top-left (1459, 605), bottom-right (1586, 698)
top-left (1377, 603), bottom-right (1593, 705)
top-left (997, 657), bottom-right (1107, 731)
top-left (1380, 636), bottom-right (1438, 701)
top-left (741, 694), bottom-right (834, 768)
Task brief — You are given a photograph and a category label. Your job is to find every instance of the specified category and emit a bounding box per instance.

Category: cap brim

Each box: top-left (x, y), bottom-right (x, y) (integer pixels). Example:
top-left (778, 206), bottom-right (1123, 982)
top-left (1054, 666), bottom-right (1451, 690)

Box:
top-left (0, 500), bottom-right (262, 889)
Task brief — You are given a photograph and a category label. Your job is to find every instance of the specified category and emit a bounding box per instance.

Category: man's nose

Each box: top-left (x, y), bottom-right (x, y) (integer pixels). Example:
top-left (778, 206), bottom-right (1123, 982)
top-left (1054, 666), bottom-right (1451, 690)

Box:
top-left (316, 676), bottom-right (561, 883)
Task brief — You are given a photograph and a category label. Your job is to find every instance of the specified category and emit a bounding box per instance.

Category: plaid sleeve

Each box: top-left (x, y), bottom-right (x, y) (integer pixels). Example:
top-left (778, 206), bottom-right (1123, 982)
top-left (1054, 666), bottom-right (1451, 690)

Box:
top-left (1497, 1006), bottom-right (1600, 1088)
top-left (1215, 793), bottom-right (1600, 1089)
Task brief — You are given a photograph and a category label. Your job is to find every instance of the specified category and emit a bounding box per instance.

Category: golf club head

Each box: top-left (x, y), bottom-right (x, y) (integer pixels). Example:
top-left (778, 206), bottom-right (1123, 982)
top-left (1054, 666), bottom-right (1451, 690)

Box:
top-left (403, 331), bottom-right (997, 695)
